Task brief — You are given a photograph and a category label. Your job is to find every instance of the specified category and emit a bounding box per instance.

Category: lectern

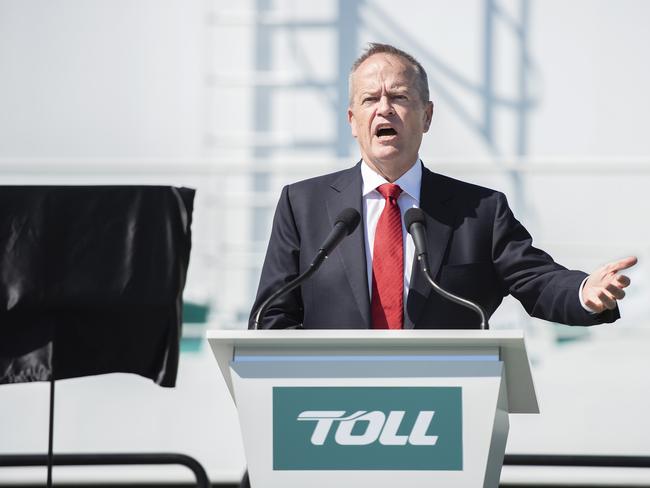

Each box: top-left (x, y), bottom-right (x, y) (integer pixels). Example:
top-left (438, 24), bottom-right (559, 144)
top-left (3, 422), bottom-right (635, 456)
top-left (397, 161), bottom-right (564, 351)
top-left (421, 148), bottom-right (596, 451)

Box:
top-left (208, 329), bottom-right (538, 488)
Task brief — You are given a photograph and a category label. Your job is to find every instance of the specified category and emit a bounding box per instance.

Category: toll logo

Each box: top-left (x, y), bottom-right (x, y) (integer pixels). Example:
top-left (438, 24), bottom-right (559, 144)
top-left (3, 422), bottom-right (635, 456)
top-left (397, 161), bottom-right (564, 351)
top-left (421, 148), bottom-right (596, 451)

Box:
top-left (273, 387), bottom-right (462, 470)
top-left (297, 410), bottom-right (438, 446)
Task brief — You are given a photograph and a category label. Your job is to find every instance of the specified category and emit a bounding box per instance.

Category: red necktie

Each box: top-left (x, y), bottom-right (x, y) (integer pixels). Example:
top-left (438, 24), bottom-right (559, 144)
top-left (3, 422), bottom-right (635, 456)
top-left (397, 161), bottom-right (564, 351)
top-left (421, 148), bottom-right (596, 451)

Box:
top-left (371, 183), bottom-right (403, 329)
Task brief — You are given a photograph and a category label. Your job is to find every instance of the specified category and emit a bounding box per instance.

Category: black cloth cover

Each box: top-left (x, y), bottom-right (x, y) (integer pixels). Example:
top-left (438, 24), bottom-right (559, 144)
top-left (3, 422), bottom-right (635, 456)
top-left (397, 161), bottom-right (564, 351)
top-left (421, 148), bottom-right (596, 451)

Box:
top-left (0, 186), bottom-right (195, 387)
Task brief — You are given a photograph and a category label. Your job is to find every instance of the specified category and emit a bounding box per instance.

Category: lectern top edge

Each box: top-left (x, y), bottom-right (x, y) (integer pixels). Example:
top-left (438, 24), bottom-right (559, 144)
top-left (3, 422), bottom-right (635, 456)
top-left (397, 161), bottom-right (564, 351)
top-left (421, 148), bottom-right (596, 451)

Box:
top-left (206, 328), bottom-right (524, 343)
top-left (207, 328), bottom-right (538, 414)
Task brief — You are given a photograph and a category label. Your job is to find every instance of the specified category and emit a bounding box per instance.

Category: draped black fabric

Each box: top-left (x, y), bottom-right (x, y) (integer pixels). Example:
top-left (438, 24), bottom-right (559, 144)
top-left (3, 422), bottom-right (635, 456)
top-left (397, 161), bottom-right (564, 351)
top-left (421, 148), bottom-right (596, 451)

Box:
top-left (0, 186), bottom-right (195, 387)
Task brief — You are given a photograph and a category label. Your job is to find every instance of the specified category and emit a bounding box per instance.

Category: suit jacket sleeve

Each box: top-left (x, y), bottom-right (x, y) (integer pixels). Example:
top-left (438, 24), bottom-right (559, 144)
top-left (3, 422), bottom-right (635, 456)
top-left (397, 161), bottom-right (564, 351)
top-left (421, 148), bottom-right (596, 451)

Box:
top-left (249, 185), bottom-right (304, 329)
top-left (491, 191), bottom-right (619, 326)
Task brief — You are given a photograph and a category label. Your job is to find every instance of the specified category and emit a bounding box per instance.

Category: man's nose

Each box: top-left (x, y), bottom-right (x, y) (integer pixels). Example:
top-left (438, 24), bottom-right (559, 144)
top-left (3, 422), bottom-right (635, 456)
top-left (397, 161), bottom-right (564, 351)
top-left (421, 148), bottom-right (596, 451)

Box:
top-left (377, 95), bottom-right (395, 116)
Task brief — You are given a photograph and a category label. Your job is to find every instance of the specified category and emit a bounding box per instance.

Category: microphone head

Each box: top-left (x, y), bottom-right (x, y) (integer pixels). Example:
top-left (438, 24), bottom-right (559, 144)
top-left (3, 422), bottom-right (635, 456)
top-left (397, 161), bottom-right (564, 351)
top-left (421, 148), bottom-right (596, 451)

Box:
top-left (335, 208), bottom-right (361, 235)
top-left (404, 207), bottom-right (426, 233)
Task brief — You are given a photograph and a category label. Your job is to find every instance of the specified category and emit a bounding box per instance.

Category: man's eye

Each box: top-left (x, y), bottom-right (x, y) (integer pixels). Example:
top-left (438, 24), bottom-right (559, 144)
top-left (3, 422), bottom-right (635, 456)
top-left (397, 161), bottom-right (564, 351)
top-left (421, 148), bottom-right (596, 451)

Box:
top-left (362, 97), bottom-right (377, 104)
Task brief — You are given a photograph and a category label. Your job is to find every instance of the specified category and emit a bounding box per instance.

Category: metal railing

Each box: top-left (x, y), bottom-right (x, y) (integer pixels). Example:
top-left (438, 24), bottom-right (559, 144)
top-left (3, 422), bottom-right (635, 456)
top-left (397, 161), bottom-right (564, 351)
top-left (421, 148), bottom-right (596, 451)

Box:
top-left (505, 453), bottom-right (650, 469)
top-left (0, 453), bottom-right (210, 488)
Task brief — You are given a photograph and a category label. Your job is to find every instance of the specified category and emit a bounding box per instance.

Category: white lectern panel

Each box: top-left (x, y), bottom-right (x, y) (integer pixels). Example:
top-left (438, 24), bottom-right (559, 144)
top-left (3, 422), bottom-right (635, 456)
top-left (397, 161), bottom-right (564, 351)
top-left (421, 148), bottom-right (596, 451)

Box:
top-left (208, 330), bottom-right (537, 488)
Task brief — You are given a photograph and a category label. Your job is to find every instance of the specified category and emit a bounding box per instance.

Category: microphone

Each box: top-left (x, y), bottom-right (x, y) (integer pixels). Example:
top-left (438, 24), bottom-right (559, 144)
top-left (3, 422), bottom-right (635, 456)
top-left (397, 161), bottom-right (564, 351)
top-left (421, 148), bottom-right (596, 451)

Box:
top-left (252, 208), bottom-right (361, 329)
top-left (319, 208), bottom-right (362, 256)
top-left (404, 208), bottom-right (489, 329)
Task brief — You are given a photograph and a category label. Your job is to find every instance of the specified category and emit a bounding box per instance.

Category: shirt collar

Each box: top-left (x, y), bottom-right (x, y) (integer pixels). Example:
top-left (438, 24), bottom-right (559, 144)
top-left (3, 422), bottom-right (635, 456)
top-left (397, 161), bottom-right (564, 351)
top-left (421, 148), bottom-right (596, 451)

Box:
top-left (361, 159), bottom-right (422, 203)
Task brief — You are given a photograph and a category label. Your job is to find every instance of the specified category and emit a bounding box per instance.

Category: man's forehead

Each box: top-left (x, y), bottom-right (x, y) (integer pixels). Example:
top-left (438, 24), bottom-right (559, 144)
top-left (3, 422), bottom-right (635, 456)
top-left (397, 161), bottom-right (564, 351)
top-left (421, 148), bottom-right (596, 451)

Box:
top-left (352, 54), bottom-right (417, 91)
top-left (358, 84), bottom-right (410, 95)
top-left (356, 53), bottom-right (415, 78)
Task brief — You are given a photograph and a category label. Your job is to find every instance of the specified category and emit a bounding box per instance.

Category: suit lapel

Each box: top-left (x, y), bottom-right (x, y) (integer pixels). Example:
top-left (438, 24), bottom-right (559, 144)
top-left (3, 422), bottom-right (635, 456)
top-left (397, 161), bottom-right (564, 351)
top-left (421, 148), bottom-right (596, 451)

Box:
top-left (326, 163), bottom-right (371, 328)
top-left (405, 165), bottom-right (456, 328)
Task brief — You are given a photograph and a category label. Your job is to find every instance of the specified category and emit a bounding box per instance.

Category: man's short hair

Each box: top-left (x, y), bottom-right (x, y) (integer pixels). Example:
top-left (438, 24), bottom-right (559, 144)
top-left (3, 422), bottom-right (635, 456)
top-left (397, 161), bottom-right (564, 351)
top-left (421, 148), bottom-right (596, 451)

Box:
top-left (348, 43), bottom-right (430, 106)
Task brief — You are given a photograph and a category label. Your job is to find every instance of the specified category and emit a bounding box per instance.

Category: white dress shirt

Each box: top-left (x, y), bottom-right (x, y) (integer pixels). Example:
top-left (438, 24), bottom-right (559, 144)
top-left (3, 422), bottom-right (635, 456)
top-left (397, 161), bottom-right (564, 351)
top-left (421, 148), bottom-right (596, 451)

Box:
top-left (362, 159), bottom-right (421, 302)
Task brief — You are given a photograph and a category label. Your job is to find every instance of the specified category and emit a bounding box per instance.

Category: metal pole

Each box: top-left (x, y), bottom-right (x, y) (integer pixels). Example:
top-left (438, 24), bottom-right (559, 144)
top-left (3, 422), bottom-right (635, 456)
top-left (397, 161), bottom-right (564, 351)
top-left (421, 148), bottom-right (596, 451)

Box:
top-left (47, 357), bottom-right (55, 487)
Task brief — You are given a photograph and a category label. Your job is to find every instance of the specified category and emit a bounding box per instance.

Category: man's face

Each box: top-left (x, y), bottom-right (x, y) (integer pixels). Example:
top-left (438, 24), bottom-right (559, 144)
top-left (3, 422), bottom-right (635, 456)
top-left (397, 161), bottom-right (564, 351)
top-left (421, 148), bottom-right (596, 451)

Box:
top-left (348, 53), bottom-right (433, 175)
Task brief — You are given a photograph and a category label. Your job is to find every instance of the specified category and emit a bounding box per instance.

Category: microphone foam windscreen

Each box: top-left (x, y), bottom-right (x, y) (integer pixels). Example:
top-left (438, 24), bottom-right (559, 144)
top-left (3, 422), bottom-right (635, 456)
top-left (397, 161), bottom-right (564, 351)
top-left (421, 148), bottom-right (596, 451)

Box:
top-left (336, 208), bottom-right (361, 235)
top-left (404, 207), bottom-right (426, 231)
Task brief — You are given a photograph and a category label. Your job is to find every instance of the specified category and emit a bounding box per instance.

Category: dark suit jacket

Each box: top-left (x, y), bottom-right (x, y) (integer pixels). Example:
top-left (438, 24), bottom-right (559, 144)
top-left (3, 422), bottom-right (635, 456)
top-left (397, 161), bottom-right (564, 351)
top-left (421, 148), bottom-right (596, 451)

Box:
top-left (250, 162), bottom-right (618, 329)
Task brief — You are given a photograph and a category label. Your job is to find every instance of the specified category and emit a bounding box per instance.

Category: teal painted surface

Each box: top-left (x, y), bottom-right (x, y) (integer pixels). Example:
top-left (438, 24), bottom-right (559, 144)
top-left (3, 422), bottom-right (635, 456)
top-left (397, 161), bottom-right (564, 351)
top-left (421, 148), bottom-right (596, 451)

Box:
top-left (180, 337), bottom-right (203, 353)
top-left (180, 302), bottom-right (209, 353)
top-left (183, 302), bottom-right (209, 323)
top-left (273, 386), bottom-right (462, 470)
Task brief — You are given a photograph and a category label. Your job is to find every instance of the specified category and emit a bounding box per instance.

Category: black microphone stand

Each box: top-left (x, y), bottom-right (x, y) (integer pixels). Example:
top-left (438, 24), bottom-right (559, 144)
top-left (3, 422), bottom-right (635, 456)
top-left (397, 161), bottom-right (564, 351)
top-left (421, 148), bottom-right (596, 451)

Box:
top-left (416, 254), bottom-right (489, 330)
top-left (252, 208), bottom-right (360, 330)
top-left (252, 250), bottom-right (327, 329)
top-left (405, 208), bottom-right (488, 329)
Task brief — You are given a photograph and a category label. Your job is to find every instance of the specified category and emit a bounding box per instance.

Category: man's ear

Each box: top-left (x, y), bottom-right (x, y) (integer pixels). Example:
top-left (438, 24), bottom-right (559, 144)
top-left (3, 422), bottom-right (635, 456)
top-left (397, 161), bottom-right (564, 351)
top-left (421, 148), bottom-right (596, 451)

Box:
top-left (348, 108), bottom-right (358, 138)
top-left (423, 101), bottom-right (434, 132)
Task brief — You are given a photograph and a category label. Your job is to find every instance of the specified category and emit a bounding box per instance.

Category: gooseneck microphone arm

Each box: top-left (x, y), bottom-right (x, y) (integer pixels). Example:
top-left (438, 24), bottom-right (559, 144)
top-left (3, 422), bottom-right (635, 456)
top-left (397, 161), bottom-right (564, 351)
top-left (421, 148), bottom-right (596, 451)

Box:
top-left (404, 208), bottom-right (489, 330)
top-left (252, 250), bottom-right (326, 330)
top-left (253, 208), bottom-right (361, 329)
top-left (417, 253), bottom-right (489, 330)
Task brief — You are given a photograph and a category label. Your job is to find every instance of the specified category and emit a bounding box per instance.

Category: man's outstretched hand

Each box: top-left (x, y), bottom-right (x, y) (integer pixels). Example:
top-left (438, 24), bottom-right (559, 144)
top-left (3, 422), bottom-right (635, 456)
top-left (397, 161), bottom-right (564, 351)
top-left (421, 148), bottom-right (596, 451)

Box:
top-left (582, 256), bottom-right (638, 313)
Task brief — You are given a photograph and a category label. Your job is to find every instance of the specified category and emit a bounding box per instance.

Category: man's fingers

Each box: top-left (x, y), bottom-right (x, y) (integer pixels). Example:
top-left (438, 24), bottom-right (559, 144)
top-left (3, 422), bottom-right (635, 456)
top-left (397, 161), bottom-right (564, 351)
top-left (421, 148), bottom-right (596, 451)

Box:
top-left (606, 283), bottom-right (626, 300)
top-left (584, 256), bottom-right (636, 312)
top-left (615, 274), bottom-right (631, 288)
top-left (585, 295), bottom-right (614, 313)
top-left (599, 293), bottom-right (617, 310)
top-left (584, 297), bottom-right (603, 313)
top-left (584, 287), bottom-right (619, 311)
top-left (608, 255), bottom-right (638, 273)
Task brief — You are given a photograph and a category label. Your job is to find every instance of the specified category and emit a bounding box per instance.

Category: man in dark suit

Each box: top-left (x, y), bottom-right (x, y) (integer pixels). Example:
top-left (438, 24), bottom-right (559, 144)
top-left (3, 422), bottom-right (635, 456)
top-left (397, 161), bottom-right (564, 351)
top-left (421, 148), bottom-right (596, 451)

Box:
top-left (242, 44), bottom-right (636, 485)
top-left (250, 43), bottom-right (635, 331)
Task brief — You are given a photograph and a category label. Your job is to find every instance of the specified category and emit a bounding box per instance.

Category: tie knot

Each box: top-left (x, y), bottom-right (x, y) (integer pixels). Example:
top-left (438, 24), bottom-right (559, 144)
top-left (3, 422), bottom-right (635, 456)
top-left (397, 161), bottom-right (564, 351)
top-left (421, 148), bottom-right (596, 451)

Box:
top-left (377, 183), bottom-right (402, 201)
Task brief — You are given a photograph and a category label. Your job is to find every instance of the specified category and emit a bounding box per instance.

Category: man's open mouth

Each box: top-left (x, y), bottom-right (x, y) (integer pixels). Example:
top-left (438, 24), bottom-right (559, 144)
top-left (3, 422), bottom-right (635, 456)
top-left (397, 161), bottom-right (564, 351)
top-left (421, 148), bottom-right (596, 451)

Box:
top-left (376, 127), bottom-right (397, 138)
